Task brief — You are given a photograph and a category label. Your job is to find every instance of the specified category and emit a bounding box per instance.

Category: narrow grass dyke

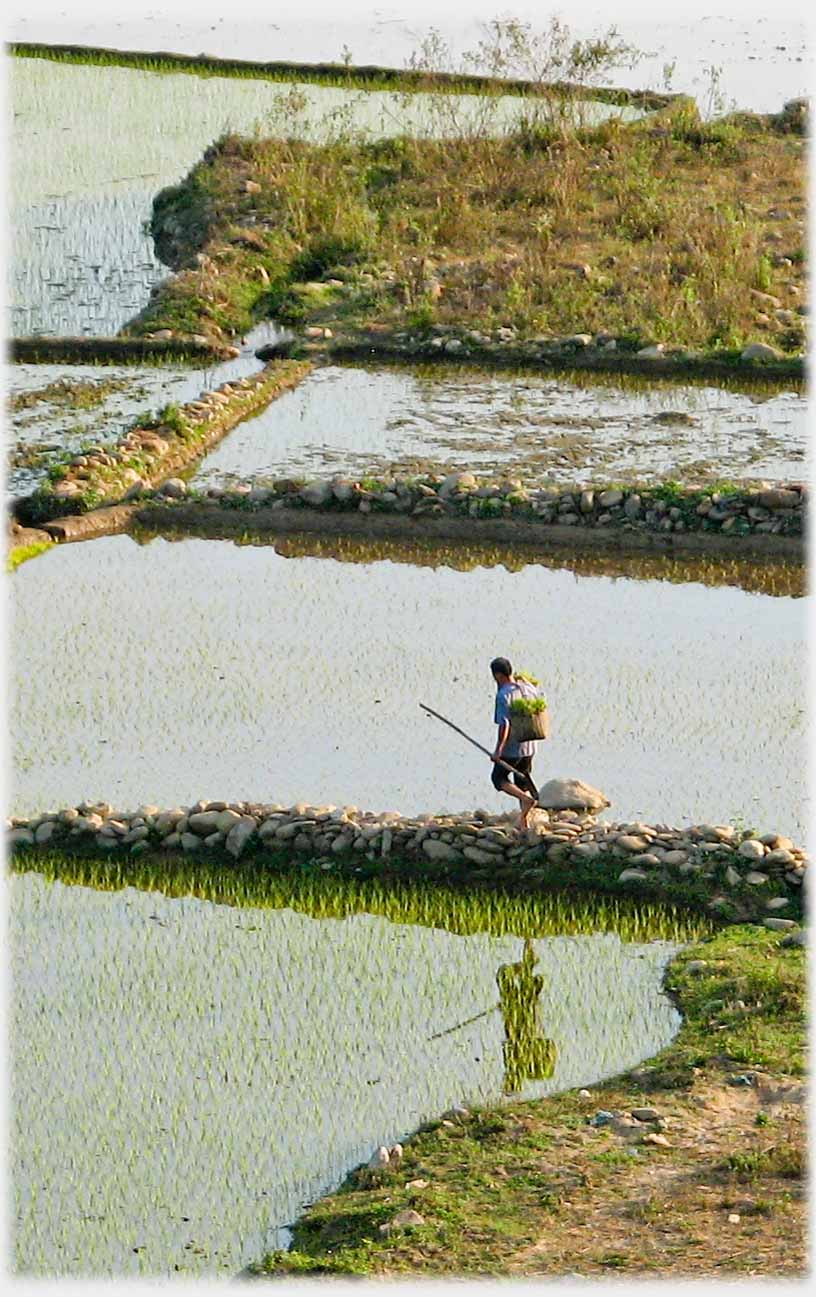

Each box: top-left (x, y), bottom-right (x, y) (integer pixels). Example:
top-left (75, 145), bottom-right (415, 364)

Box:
top-left (11, 359), bottom-right (312, 526)
top-left (8, 42), bottom-right (684, 110)
top-left (9, 336), bottom-right (236, 365)
top-left (248, 924), bottom-right (805, 1278)
top-left (8, 801), bottom-right (807, 929)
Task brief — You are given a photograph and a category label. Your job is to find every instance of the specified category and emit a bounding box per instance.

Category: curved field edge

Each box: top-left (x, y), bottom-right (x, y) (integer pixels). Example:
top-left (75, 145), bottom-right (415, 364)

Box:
top-left (8, 849), bottom-right (806, 1277)
top-left (8, 43), bottom-right (683, 110)
top-left (250, 925), bottom-right (806, 1278)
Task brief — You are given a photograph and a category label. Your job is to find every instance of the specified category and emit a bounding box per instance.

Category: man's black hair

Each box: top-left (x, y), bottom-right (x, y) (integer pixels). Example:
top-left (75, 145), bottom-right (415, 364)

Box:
top-left (490, 656), bottom-right (513, 678)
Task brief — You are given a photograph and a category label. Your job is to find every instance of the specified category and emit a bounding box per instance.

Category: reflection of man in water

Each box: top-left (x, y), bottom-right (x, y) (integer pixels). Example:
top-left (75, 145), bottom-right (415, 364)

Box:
top-left (497, 939), bottom-right (557, 1093)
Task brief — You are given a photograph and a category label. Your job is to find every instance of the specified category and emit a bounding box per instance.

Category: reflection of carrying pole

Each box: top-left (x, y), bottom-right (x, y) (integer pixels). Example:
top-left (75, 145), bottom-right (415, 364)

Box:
top-left (419, 702), bottom-right (540, 801)
top-left (427, 1003), bottom-right (500, 1042)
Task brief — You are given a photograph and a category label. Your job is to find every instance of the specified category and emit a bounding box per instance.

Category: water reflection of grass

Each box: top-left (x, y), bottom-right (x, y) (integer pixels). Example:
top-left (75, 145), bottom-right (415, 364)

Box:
top-left (11, 848), bottom-right (711, 945)
top-left (132, 524), bottom-right (806, 598)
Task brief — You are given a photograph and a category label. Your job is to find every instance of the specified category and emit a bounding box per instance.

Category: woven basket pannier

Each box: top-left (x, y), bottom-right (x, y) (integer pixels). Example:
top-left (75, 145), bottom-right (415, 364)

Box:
top-left (509, 706), bottom-right (550, 743)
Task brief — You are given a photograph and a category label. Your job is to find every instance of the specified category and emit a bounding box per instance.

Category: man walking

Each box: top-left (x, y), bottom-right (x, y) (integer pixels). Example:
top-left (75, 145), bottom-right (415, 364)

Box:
top-left (490, 656), bottom-right (538, 829)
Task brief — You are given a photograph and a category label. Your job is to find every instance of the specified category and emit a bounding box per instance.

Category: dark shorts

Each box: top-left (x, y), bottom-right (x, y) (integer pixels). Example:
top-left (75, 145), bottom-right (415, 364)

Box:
top-left (491, 754), bottom-right (535, 795)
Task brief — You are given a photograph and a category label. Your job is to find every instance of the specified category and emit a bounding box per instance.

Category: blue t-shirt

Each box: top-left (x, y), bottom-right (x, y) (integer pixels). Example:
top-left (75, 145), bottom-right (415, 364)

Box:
top-left (494, 682), bottom-right (535, 759)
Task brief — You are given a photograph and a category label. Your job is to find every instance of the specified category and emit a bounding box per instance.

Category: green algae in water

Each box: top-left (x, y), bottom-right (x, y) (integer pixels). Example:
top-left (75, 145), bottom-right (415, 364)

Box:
top-left (10, 864), bottom-right (693, 1277)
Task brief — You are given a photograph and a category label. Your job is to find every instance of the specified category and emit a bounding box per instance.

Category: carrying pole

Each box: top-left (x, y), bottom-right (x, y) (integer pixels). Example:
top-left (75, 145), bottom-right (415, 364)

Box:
top-left (419, 701), bottom-right (539, 800)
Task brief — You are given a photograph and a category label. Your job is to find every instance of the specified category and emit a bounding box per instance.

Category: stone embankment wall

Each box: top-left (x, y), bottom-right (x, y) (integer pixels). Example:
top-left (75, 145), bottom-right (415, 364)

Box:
top-left (148, 471), bottom-right (806, 543)
top-left (9, 800), bottom-right (807, 932)
top-left (14, 360), bottom-right (311, 524)
top-left (319, 328), bottom-right (804, 384)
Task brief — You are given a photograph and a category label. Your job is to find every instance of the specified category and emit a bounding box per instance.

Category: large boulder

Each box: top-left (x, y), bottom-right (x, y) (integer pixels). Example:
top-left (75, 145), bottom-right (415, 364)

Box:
top-left (536, 778), bottom-right (610, 812)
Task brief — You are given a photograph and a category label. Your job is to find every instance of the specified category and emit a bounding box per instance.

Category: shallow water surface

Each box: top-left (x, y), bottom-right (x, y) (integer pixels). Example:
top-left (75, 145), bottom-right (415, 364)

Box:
top-left (10, 868), bottom-right (682, 1276)
top-left (10, 534), bottom-right (806, 836)
top-left (10, 57), bottom-right (639, 338)
top-left (189, 364), bottom-right (807, 490)
top-left (6, 331), bottom-right (278, 495)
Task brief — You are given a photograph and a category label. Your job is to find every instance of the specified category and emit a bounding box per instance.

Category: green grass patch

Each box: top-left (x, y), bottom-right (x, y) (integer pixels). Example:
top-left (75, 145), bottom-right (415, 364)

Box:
top-left (644, 925), bottom-right (806, 1080)
top-left (6, 541), bottom-right (54, 572)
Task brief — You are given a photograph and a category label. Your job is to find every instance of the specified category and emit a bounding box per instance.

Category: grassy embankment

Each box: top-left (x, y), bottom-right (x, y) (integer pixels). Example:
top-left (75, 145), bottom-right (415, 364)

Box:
top-left (253, 925), bottom-right (806, 1278)
top-left (127, 111), bottom-right (806, 369)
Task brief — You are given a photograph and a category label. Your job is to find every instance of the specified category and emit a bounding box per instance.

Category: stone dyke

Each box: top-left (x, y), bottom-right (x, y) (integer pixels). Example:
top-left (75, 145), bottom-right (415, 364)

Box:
top-left (130, 471), bottom-right (806, 544)
top-left (9, 794), bottom-right (807, 934)
top-left (310, 328), bottom-right (805, 384)
top-left (12, 359), bottom-right (312, 526)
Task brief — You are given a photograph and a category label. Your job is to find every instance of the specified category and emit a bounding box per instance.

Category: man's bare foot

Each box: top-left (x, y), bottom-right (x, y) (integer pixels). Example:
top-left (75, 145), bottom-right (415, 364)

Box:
top-left (518, 795), bottom-right (536, 830)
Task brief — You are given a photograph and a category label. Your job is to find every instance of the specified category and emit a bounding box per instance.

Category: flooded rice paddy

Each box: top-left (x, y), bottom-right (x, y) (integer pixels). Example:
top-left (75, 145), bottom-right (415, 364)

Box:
top-left (5, 327), bottom-right (283, 496)
top-left (10, 864), bottom-right (686, 1276)
top-left (10, 57), bottom-right (640, 338)
top-left (10, 533), bottom-right (806, 838)
top-left (188, 364), bottom-right (807, 490)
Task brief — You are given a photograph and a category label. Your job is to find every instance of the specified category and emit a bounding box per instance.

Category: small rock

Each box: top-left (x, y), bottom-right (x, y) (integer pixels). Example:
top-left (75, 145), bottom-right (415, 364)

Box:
top-left (382, 1209), bottom-right (425, 1232)
top-left (226, 816), bottom-right (256, 858)
top-left (764, 917), bottom-right (797, 931)
top-left (631, 1108), bottom-right (660, 1122)
top-left (618, 868), bottom-right (648, 882)
top-left (642, 1132), bottom-right (671, 1147)
top-left (443, 1105), bottom-right (470, 1121)
top-left (537, 779), bottom-right (609, 811)
top-left (780, 929), bottom-right (806, 948)
top-left (728, 1213), bottom-right (741, 1224)
top-left (406, 1179), bottom-right (429, 1190)
top-left (741, 342), bottom-right (783, 362)
top-left (598, 488), bottom-right (623, 509)
top-left (159, 478), bottom-right (187, 498)
top-left (300, 480), bottom-right (334, 508)
top-left (764, 848), bottom-right (796, 867)
top-left (738, 839), bottom-right (765, 861)
top-left (369, 1146), bottom-right (390, 1168)
top-left (422, 838), bottom-right (462, 863)
top-left (765, 896), bottom-right (790, 910)
top-left (616, 834), bottom-right (649, 852)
